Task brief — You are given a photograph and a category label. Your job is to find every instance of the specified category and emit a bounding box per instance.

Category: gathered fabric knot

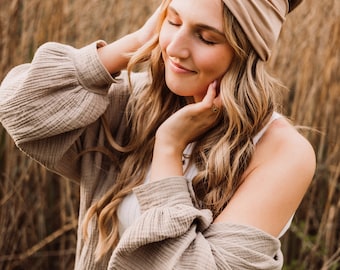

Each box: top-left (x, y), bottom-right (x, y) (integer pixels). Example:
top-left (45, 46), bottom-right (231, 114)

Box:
top-left (223, 0), bottom-right (291, 61)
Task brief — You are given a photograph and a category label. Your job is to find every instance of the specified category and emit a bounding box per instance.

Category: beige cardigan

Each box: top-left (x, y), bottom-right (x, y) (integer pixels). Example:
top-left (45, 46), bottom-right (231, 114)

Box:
top-left (0, 41), bottom-right (284, 269)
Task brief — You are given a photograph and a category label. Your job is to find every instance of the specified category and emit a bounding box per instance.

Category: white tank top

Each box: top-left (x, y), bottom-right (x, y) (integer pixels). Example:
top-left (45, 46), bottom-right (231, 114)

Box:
top-left (117, 112), bottom-right (293, 237)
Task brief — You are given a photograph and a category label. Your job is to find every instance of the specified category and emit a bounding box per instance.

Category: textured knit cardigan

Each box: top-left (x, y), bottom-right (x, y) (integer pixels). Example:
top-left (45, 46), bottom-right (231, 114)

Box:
top-left (0, 41), bottom-right (284, 270)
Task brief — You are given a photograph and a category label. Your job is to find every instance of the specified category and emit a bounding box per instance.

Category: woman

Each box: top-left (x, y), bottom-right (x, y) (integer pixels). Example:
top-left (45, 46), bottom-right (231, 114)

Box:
top-left (0, 0), bottom-right (315, 269)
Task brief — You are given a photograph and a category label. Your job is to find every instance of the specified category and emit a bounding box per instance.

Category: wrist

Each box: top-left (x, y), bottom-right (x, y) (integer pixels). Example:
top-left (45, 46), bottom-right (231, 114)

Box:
top-left (150, 139), bottom-right (184, 182)
top-left (134, 29), bottom-right (145, 49)
top-left (154, 131), bottom-right (186, 156)
top-left (134, 29), bottom-right (155, 49)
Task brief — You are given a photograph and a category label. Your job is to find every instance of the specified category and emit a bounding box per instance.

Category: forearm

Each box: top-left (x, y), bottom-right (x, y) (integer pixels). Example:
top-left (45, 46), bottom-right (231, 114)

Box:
top-left (108, 178), bottom-right (283, 270)
top-left (149, 82), bottom-right (221, 181)
top-left (97, 32), bottom-right (142, 74)
top-left (0, 41), bottom-right (118, 172)
top-left (150, 137), bottom-right (184, 182)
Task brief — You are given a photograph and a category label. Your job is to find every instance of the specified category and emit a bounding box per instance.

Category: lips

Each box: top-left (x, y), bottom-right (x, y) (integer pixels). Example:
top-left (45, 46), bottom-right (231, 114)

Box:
top-left (168, 58), bottom-right (196, 74)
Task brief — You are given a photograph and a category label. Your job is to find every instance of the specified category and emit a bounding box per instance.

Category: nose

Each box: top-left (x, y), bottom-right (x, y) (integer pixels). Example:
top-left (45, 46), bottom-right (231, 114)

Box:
top-left (166, 28), bottom-right (191, 59)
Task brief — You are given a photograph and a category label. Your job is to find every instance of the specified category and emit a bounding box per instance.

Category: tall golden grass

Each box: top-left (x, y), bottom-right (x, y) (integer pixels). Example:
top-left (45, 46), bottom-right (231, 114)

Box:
top-left (0, 0), bottom-right (339, 269)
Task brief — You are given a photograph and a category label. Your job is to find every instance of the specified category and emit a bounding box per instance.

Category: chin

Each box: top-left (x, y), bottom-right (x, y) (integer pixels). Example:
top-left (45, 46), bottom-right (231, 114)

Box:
top-left (167, 88), bottom-right (187, 98)
top-left (166, 82), bottom-right (191, 97)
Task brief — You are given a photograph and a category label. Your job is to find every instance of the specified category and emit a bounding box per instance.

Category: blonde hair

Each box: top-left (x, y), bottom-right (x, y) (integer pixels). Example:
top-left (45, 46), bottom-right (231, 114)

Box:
top-left (83, 0), bottom-right (283, 260)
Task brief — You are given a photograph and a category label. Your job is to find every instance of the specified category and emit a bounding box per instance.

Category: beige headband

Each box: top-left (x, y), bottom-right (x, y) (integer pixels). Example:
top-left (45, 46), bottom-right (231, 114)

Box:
top-left (222, 0), bottom-right (289, 61)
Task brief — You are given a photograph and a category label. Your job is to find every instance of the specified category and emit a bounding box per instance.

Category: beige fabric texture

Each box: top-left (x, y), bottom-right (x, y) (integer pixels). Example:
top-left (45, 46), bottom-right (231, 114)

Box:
top-left (223, 0), bottom-right (289, 61)
top-left (0, 41), bottom-right (284, 269)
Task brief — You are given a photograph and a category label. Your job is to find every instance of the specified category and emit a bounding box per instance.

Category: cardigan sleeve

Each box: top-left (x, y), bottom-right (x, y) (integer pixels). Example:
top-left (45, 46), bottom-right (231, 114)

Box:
top-left (108, 177), bottom-right (283, 270)
top-left (0, 41), bottom-right (130, 180)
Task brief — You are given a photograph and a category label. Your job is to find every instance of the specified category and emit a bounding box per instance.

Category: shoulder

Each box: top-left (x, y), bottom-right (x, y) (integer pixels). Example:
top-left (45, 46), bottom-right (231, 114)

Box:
top-left (252, 116), bottom-right (316, 182)
top-left (214, 116), bottom-right (316, 236)
top-left (245, 116), bottom-right (316, 202)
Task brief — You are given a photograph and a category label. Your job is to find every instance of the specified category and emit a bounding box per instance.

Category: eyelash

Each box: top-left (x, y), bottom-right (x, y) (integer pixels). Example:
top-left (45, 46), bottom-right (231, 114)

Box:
top-left (197, 34), bottom-right (216, 46)
top-left (167, 20), bottom-right (180, 27)
top-left (167, 20), bottom-right (216, 46)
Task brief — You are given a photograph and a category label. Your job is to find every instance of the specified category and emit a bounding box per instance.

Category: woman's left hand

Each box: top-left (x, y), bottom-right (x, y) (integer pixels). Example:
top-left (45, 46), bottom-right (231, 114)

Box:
top-left (150, 81), bottom-right (221, 182)
top-left (155, 81), bottom-right (221, 153)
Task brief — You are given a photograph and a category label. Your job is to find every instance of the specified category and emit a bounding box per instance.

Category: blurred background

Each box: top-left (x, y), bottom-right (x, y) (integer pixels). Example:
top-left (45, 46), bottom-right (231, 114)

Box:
top-left (0, 0), bottom-right (339, 269)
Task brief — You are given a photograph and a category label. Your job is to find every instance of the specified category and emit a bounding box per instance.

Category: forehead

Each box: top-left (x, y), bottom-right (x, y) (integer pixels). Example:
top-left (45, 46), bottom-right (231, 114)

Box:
top-left (168, 0), bottom-right (224, 31)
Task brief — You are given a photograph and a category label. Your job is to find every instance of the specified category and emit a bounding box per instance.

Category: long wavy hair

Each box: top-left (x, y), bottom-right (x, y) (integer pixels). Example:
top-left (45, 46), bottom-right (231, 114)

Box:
top-left (83, 0), bottom-right (283, 260)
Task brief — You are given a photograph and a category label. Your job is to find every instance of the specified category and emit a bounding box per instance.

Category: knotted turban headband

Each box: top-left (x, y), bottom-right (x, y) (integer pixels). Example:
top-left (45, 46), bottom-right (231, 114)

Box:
top-left (222, 0), bottom-right (303, 61)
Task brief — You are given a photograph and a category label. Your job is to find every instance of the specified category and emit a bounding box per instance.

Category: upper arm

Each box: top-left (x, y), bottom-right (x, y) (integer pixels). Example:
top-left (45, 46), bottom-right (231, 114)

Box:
top-left (214, 118), bottom-right (316, 237)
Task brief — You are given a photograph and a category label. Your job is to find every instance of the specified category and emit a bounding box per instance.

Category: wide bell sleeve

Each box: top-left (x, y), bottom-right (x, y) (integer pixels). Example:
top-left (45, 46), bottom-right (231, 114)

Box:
top-left (108, 177), bottom-right (283, 270)
top-left (0, 41), bottom-right (127, 180)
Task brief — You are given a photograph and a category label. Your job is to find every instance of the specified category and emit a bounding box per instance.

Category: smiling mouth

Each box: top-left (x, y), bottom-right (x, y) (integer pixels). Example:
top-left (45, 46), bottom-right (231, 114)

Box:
top-left (168, 59), bottom-right (196, 74)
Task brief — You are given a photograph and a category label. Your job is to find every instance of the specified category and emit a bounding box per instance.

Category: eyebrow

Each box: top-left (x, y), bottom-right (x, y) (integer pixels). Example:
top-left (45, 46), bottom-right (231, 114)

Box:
top-left (167, 6), bottom-right (225, 38)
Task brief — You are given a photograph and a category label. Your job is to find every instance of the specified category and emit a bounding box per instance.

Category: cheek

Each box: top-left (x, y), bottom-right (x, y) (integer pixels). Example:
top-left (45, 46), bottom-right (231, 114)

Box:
top-left (158, 33), bottom-right (166, 52)
top-left (159, 24), bottom-right (171, 54)
top-left (200, 50), bottom-right (234, 77)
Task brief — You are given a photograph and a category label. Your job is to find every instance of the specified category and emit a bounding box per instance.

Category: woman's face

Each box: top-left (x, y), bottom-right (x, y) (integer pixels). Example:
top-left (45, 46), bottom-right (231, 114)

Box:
top-left (159, 0), bottom-right (234, 102)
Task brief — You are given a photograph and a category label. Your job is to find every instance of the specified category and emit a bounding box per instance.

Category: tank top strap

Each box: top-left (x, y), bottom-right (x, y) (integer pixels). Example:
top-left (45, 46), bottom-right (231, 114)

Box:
top-left (252, 112), bottom-right (282, 145)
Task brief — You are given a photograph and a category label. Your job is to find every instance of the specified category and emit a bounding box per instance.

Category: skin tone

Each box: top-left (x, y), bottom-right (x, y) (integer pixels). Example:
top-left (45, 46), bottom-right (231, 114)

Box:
top-left (159, 0), bottom-right (233, 102)
top-left (98, 0), bottom-right (316, 238)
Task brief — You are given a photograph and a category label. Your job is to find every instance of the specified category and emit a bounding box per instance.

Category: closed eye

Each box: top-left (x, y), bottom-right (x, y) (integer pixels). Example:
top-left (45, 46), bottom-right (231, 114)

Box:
top-left (197, 34), bottom-right (217, 46)
top-left (167, 20), bottom-right (217, 46)
top-left (167, 20), bottom-right (181, 27)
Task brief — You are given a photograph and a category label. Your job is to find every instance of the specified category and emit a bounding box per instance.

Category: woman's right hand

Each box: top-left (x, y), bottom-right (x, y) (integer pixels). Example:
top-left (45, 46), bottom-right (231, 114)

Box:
top-left (135, 6), bottom-right (162, 47)
top-left (97, 5), bottom-right (162, 74)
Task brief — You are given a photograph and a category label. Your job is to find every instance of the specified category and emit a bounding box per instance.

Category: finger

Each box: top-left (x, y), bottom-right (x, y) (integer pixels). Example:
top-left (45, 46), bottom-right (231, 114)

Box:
top-left (210, 81), bottom-right (222, 110)
top-left (205, 81), bottom-right (223, 114)
top-left (202, 81), bottom-right (217, 107)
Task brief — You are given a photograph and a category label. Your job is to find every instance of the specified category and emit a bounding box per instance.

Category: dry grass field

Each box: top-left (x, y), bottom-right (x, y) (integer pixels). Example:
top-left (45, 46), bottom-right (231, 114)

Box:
top-left (0, 0), bottom-right (339, 269)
